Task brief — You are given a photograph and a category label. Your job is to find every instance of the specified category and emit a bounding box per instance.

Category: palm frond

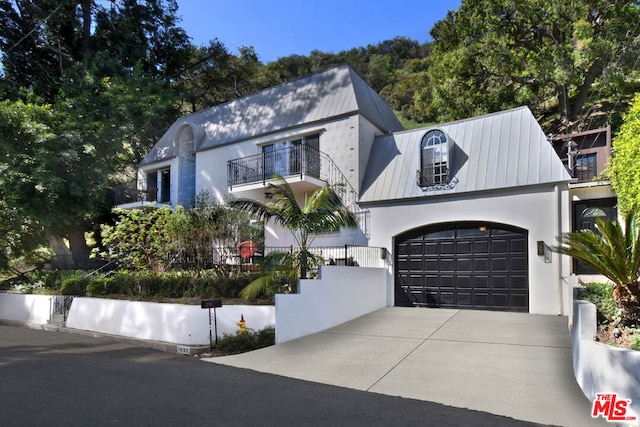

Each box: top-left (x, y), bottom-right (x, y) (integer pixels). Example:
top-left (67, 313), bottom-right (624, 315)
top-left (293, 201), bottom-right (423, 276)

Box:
top-left (554, 206), bottom-right (640, 286)
top-left (239, 275), bottom-right (272, 300)
top-left (239, 251), bottom-right (299, 299)
top-left (229, 176), bottom-right (359, 281)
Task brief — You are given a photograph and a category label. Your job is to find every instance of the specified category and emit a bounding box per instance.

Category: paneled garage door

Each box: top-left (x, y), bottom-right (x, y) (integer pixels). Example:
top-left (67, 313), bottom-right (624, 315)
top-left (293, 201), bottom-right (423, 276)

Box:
top-left (395, 223), bottom-right (529, 311)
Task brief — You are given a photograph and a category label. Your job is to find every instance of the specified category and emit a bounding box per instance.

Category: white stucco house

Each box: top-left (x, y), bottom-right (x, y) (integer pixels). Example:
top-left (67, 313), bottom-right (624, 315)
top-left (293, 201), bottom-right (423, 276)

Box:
top-left (125, 63), bottom-right (615, 316)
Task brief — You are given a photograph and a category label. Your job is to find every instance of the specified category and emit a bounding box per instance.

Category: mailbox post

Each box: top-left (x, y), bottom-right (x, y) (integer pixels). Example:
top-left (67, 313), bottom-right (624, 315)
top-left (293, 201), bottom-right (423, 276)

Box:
top-left (201, 299), bottom-right (222, 350)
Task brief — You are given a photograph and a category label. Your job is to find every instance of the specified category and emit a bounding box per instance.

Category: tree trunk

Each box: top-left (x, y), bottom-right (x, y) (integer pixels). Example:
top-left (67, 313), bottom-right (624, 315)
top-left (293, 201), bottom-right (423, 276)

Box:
top-left (556, 83), bottom-right (570, 126)
top-left (46, 233), bottom-right (73, 269)
top-left (612, 284), bottom-right (640, 324)
top-left (569, 60), bottom-right (602, 122)
top-left (68, 230), bottom-right (90, 269)
top-left (80, 0), bottom-right (93, 72)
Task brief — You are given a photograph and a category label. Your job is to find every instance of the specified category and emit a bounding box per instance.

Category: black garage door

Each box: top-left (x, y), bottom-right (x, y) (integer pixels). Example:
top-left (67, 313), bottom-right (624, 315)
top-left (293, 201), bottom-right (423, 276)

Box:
top-left (395, 222), bottom-right (529, 311)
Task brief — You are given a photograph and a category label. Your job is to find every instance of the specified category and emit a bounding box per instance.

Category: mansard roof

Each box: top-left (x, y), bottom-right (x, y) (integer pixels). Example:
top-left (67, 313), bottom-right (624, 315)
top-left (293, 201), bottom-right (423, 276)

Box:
top-left (140, 63), bottom-right (402, 165)
top-left (360, 106), bottom-right (572, 202)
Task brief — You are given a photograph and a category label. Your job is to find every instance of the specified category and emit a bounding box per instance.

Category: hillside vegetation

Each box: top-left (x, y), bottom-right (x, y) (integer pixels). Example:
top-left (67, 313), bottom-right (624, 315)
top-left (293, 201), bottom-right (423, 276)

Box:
top-left (1, 0), bottom-right (639, 273)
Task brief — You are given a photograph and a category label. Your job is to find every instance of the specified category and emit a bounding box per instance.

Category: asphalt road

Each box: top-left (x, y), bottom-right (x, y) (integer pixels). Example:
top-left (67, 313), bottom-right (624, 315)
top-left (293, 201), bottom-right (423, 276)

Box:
top-left (0, 325), bottom-right (546, 426)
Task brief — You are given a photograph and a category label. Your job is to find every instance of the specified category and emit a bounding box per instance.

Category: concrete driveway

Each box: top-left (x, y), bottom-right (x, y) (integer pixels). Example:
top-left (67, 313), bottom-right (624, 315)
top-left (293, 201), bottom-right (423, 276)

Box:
top-left (205, 308), bottom-right (605, 426)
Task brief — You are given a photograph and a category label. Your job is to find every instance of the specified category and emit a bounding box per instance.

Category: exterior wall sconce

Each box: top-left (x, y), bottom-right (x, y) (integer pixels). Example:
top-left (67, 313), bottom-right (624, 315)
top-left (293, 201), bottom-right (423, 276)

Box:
top-left (537, 241), bottom-right (552, 263)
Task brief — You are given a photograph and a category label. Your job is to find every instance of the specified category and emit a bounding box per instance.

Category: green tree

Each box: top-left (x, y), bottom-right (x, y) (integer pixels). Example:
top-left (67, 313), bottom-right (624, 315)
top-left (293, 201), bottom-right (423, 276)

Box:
top-left (0, 198), bottom-right (44, 272)
top-left (100, 208), bottom-right (175, 274)
top-left (0, 1), bottom-right (188, 269)
top-left (229, 178), bottom-right (358, 298)
top-left (423, 0), bottom-right (640, 128)
top-left (0, 99), bottom-right (107, 267)
top-left (555, 206), bottom-right (640, 324)
top-left (609, 93), bottom-right (640, 216)
top-left (177, 42), bottom-right (278, 113)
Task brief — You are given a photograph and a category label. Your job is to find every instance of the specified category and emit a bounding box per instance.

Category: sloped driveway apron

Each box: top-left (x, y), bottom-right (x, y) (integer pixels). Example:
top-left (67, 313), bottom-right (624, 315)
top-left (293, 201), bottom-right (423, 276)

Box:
top-left (205, 307), bottom-right (605, 426)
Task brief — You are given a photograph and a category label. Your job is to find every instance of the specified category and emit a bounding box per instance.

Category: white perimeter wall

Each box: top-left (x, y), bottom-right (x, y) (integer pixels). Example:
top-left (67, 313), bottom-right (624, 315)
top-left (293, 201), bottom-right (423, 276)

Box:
top-left (0, 293), bottom-right (52, 324)
top-left (365, 184), bottom-right (571, 315)
top-left (275, 266), bottom-right (386, 344)
top-left (572, 299), bottom-right (640, 418)
top-left (65, 298), bottom-right (274, 346)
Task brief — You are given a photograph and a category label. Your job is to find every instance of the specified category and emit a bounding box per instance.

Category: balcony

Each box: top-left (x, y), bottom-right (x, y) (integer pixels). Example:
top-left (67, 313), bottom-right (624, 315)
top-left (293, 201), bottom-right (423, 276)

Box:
top-left (113, 183), bottom-right (171, 210)
top-left (228, 145), bottom-right (369, 236)
top-left (228, 145), bottom-right (327, 200)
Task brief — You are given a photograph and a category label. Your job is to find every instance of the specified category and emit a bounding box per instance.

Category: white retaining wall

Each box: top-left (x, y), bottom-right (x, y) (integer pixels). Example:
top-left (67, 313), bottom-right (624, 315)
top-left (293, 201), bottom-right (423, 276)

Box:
top-left (65, 298), bottom-right (275, 346)
top-left (0, 293), bottom-right (52, 324)
top-left (275, 266), bottom-right (387, 344)
top-left (572, 299), bottom-right (640, 418)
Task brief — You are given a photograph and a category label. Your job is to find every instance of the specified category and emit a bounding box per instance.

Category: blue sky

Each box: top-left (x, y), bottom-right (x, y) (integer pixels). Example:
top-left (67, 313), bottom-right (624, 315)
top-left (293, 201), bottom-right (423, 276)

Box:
top-left (175, 1), bottom-right (462, 63)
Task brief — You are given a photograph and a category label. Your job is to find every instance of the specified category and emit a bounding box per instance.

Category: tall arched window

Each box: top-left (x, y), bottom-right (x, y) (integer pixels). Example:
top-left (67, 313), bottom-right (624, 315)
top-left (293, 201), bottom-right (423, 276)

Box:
top-left (419, 129), bottom-right (449, 186)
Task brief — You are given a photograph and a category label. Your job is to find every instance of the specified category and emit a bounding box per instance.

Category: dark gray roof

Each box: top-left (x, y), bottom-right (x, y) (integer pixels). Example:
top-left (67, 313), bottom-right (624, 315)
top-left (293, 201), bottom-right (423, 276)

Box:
top-left (359, 106), bottom-right (572, 203)
top-left (141, 64), bottom-right (402, 165)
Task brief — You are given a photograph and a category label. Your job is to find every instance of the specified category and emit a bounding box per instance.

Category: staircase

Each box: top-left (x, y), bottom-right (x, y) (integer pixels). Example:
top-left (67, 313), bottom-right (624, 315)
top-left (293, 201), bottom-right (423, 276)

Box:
top-left (319, 152), bottom-right (370, 237)
top-left (47, 295), bottom-right (75, 330)
top-left (47, 313), bottom-right (67, 330)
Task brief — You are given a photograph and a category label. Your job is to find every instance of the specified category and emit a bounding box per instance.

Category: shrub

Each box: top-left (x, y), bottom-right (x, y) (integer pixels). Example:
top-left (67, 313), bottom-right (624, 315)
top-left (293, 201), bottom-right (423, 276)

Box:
top-left (214, 326), bottom-right (275, 354)
top-left (86, 276), bottom-right (120, 296)
top-left (631, 334), bottom-right (640, 352)
top-left (577, 282), bottom-right (623, 326)
top-left (59, 271), bottom-right (89, 295)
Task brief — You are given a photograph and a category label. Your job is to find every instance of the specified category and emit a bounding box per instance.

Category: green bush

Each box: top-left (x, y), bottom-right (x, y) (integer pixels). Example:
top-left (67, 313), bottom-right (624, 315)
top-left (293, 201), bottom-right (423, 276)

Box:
top-left (577, 282), bottom-right (623, 326)
top-left (25, 270), bottom-right (64, 291)
top-left (4, 267), bottom-right (269, 301)
top-left (2, 269), bottom-right (67, 293)
top-left (86, 276), bottom-right (120, 296)
top-left (59, 271), bottom-right (89, 295)
top-left (631, 334), bottom-right (640, 351)
top-left (214, 326), bottom-right (275, 353)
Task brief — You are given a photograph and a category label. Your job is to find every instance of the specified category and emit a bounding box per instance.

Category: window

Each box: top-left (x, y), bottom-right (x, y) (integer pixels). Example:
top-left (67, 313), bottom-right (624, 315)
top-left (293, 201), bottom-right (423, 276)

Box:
top-left (262, 133), bottom-right (320, 179)
top-left (418, 130), bottom-right (449, 187)
top-left (146, 171), bottom-right (158, 201)
top-left (160, 169), bottom-right (170, 203)
top-left (573, 153), bottom-right (597, 182)
top-left (145, 168), bottom-right (170, 203)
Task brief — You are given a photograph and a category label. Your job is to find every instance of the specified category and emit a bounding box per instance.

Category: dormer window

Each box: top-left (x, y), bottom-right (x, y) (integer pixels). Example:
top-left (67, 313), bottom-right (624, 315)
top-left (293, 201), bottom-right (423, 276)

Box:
top-left (418, 129), bottom-right (449, 187)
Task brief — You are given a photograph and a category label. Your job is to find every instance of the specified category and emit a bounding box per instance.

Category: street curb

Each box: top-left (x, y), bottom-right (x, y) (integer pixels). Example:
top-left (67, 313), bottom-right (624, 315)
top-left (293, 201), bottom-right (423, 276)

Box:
top-left (0, 319), bottom-right (210, 356)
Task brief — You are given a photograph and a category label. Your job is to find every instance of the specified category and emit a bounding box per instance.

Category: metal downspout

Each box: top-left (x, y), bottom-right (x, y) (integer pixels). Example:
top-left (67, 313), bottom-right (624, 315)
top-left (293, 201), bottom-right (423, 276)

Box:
top-left (555, 184), bottom-right (564, 315)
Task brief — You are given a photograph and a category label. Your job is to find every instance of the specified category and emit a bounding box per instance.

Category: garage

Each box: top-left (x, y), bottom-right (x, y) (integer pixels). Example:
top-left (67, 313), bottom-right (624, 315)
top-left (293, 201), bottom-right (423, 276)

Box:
top-left (395, 222), bottom-right (529, 311)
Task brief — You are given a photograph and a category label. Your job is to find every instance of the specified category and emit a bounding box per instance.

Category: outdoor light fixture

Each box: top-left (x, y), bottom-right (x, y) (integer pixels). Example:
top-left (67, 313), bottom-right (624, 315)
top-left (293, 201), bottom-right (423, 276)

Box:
top-left (613, 327), bottom-right (622, 345)
top-left (537, 241), bottom-right (552, 263)
top-left (478, 225), bottom-right (487, 232)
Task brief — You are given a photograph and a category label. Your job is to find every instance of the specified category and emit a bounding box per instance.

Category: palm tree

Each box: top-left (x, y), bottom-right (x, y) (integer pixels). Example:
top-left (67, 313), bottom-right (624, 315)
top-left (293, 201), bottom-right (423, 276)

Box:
top-left (229, 176), bottom-right (359, 299)
top-left (554, 205), bottom-right (640, 324)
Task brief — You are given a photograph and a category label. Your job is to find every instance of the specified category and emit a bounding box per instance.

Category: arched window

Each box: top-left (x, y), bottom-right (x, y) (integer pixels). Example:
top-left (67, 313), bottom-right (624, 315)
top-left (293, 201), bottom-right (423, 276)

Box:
top-left (177, 125), bottom-right (196, 207)
top-left (419, 130), bottom-right (449, 186)
top-left (178, 126), bottom-right (195, 159)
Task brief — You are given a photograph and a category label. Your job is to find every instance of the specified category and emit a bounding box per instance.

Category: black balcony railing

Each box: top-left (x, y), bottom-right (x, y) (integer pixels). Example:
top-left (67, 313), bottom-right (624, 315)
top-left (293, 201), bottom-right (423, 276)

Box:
top-left (228, 145), bottom-right (321, 188)
top-left (228, 145), bottom-right (369, 236)
top-left (416, 164), bottom-right (449, 188)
